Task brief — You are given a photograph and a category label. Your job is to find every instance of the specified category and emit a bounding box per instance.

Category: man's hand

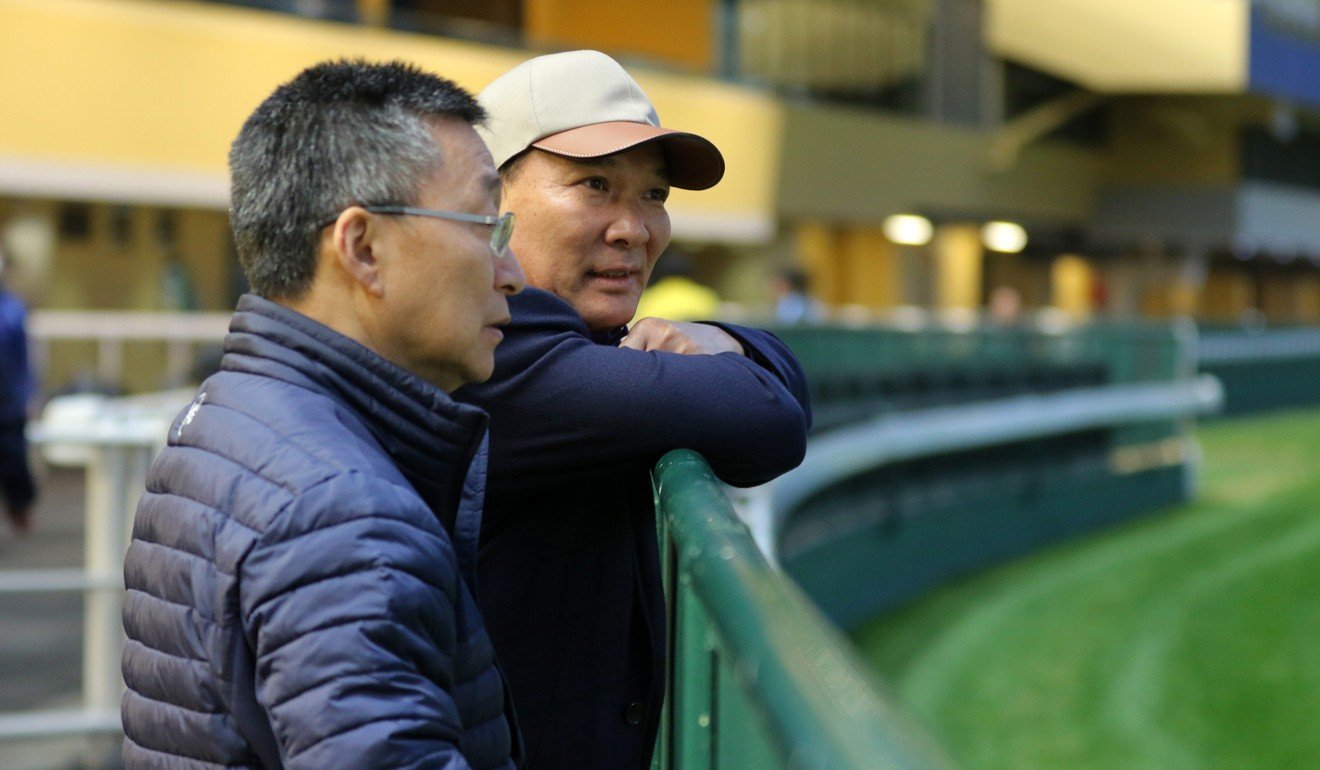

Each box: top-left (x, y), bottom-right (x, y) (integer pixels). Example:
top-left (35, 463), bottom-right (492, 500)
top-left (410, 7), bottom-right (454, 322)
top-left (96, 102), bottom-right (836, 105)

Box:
top-left (620, 318), bottom-right (745, 356)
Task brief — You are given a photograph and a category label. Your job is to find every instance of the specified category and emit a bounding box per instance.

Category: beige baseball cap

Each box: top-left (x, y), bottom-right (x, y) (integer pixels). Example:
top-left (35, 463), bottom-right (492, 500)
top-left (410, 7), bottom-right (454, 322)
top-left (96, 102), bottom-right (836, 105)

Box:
top-left (477, 50), bottom-right (725, 191)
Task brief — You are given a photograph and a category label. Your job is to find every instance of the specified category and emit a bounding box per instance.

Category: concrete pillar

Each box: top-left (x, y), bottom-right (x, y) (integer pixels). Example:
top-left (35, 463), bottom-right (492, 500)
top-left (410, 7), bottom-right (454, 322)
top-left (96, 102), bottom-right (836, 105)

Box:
top-left (1051, 254), bottom-right (1095, 320)
top-left (933, 223), bottom-right (982, 311)
top-left (840, 227), bottom-right (902, 309)
top-left (1169, 252), bottom-right (1208, 318)
top-left (794, 221), bottom-right (841, 306)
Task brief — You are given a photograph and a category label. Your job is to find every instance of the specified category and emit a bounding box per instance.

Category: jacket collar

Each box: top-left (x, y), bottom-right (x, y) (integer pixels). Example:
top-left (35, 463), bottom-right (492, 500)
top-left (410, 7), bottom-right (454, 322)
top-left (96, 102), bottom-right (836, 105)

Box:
top-left (222, 294), bottom-right (488, 522)
top-left (509, 285), bottom-right (628, 345)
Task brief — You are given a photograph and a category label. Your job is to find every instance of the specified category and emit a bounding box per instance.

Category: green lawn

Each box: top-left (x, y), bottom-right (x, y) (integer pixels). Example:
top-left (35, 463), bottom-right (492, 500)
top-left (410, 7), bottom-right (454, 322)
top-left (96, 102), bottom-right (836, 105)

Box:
top-left (851, 408), bottom-right (1320, 770)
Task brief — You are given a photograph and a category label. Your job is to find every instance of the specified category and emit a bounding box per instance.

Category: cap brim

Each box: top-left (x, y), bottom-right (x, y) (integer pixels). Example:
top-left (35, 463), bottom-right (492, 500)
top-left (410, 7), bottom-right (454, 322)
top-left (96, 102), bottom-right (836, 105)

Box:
top-left (532, 121), bottom-right (725, 191)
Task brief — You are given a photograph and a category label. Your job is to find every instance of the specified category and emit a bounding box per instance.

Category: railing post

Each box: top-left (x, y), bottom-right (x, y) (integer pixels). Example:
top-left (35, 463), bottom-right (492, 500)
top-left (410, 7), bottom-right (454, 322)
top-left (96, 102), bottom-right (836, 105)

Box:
top-left (96, 339), bottom-right (123, 386)
top-left (82, 442), bottom-right (147, 714)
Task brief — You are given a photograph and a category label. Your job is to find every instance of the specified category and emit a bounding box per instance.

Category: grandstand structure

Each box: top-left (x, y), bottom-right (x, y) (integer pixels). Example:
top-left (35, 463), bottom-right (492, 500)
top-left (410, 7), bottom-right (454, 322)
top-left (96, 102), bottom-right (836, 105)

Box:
top-left (5, 0), bottom-right (1320, 370)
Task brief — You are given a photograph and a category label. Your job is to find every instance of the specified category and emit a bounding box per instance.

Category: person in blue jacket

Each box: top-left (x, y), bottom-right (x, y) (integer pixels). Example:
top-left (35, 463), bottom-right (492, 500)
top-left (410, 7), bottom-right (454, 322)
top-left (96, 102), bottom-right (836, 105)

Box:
top-left (0, 247), bottom-right (36, 534)
top-left (457, 51), bottom-right (812, 769)
top-left (120, 60), bottom-right (526, 769)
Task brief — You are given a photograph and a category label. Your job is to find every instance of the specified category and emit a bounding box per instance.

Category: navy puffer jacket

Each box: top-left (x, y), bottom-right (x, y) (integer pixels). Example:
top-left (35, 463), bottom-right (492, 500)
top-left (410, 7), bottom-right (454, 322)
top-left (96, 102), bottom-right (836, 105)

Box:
top-left (121, 295), bottom-right (519, 769)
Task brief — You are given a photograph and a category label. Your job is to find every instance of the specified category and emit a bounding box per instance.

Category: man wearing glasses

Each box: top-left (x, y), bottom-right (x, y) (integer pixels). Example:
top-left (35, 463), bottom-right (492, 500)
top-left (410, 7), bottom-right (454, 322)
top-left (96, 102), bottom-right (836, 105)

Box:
top-left (121, 60), bottom-right (524, 769)
top-left (456, 51), bottom-right (812, 769)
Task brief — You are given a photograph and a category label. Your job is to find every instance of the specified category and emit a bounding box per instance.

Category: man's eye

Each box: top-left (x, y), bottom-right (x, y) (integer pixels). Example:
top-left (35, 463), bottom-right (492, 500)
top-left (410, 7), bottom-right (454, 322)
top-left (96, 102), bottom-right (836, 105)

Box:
top-left (583, 177), bottom-right (607, 191)
top-left (647, 188), bottom-right (670, 203)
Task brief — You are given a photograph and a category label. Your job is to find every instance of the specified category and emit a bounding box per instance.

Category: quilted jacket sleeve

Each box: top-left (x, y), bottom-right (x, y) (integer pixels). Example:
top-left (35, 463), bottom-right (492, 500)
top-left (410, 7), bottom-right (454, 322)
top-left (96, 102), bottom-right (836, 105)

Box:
top-left (239, 472), bottom-right (476, 769)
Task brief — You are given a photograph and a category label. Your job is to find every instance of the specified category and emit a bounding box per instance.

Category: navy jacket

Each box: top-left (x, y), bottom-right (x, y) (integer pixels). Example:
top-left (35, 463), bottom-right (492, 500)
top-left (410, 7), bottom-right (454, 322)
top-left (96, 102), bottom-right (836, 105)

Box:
top-left (0, 289), bottom-right (32, 425)
top-left (455, 287), bottom-right (811, 769)
top-left (122, 295), bottom-right (519, 769)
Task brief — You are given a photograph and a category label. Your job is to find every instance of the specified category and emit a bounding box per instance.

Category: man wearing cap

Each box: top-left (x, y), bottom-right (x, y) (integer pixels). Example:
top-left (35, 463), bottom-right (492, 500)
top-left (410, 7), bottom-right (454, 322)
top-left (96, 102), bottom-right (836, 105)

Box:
top-left (455, 50), bottom-right (811, 769)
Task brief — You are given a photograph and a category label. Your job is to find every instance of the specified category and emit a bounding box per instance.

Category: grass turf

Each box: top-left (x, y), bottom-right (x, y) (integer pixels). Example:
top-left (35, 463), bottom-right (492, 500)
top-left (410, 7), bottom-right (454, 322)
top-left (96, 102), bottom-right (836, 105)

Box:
top-left (851, 408), bottom-right (1320, 770)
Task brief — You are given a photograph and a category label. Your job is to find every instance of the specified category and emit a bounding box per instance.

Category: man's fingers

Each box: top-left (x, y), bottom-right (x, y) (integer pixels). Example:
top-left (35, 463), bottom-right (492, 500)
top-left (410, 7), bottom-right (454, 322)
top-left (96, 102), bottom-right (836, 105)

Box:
top-left (618, 332), bottom-right (648, 350)
top-left (621, 318), bottom-right (742, 356)
top-left (619, 319), bottom-right (661, 350)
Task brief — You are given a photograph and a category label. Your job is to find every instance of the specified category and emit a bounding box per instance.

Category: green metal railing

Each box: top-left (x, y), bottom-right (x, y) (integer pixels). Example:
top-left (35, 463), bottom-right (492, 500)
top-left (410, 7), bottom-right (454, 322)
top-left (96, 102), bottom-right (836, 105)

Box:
top-left (769, 321), bottom-right (1190, 432)
top-left (653, 449), bottom-right (956, 770)
top-left (1198, 326), bottom-right (1320, 415)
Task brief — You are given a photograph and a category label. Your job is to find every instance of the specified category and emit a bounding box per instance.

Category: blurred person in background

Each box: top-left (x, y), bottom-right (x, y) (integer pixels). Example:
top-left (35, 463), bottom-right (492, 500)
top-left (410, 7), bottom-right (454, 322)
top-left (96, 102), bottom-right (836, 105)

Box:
top-left (120, 60), bottom-right (524, 769)
top-left (772, 266), bottom-right (824, 325)
top-left (457, 50), bottom-right (812, 769)
top-left (987, 285), bottom-right (1024, 327)
top-left (0, 244), bottom-right (36, 535)
top-left (632, 249), bottom-right (720, 322)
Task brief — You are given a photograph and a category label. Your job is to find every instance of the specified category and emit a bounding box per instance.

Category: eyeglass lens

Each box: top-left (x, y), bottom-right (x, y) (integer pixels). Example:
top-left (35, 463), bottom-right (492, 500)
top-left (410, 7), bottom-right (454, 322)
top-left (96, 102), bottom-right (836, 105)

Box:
top-left (492, 213), bottom-right (515, 256)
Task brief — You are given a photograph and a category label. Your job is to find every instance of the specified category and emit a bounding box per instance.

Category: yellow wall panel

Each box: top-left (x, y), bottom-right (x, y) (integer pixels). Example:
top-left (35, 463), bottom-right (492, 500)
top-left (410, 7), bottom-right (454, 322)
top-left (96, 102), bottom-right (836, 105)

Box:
top-left (0, 0), bottom-right (780, 238)
top-left (986, 0), bottom-right (1248, 93)
top-left (0, 0), bottom-right (522, 171)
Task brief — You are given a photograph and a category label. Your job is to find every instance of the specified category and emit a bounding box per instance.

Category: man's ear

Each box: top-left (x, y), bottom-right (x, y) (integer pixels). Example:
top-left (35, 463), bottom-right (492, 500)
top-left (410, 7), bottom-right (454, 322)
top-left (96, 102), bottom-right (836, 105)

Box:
top-left (331, 207), bottom-right (384, 297)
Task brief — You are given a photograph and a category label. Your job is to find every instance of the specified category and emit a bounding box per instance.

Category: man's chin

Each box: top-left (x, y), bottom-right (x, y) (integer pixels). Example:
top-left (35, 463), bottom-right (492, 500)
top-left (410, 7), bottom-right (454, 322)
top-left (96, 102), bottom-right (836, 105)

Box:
top-left (574, 297), bottom-right (638, 332)
top-left (465, 358), bottom-right (496, 386)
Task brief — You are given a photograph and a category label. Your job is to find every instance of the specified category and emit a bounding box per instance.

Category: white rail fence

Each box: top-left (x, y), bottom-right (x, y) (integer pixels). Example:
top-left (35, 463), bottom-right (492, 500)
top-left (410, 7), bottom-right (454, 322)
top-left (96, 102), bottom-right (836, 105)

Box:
top-left (0, 392), bottom-right (187, 739)
top-left (0, 308), bottom-right (226, 740)
top-left (29, 310), bottom-right (231, 392)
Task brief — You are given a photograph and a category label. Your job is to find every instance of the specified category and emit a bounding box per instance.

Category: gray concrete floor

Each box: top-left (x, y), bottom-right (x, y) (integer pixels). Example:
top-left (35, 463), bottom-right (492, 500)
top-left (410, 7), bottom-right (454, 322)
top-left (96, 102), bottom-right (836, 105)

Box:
top-left (0, 465), bottom-right (123, 770)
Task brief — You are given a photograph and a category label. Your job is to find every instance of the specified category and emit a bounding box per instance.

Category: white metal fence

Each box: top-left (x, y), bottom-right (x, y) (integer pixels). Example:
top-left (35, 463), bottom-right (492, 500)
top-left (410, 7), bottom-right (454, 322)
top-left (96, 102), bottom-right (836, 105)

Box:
top-left (0, 310), bottom-right (227, 742)
top-left (0, 309), bottom-right (227, 742)
top-left (29, 310), bottom-right (230, 392)
top-left (0, 392), bottom-right (187, 740)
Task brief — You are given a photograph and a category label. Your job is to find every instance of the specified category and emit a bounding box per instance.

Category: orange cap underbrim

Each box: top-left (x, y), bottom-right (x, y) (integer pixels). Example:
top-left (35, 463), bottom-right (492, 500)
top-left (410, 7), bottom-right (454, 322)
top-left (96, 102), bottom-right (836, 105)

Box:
top-left (532, 121), bottom-right (725, 191)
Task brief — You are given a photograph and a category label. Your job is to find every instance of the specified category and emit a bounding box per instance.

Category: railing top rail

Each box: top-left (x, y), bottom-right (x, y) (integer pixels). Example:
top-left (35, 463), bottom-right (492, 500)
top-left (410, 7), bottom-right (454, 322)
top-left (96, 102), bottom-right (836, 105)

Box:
top-left (1198, 326), bottom-right (1320, 363)
top-left (656, 449), bottom-right (958, 770)
top-left (29, 391), bottom-right (190, 449)
top-left (29, 310), bottom-right (231, 341)
top-left (771, 376), bottom-right (1224, 524)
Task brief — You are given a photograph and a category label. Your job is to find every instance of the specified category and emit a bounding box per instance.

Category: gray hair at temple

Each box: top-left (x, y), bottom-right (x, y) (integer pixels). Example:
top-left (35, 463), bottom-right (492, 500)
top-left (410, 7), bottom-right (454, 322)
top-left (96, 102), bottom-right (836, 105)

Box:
top-left (227, 59), bottom-right (485, 299)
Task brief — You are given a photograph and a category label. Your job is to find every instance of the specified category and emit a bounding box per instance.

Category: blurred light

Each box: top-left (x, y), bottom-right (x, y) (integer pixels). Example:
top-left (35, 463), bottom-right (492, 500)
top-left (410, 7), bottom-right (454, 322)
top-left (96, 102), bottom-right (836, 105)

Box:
top-left (981, 221), bottom-right (1028, 253)
top-left (883, 214), bottom-right (933, 246)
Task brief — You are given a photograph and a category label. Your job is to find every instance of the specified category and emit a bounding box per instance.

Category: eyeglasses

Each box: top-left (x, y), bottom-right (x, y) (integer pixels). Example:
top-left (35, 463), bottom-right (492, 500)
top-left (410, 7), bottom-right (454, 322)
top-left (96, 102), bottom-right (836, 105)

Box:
top-left (318, 205), bottom-right (515, 257)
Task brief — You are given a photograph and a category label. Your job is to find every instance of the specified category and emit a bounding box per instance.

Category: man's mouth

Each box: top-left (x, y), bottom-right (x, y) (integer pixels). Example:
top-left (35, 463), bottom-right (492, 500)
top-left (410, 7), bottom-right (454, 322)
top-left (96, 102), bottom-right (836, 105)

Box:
top-left (585, 268), bottom-right (640, 292)
top-left (588, 269), bottom-right (636, 280)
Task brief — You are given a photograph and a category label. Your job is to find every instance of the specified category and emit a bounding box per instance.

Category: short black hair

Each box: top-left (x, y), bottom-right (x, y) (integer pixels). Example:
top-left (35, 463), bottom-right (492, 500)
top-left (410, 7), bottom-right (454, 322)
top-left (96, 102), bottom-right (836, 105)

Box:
top-left (228, 59), bottom-right (485, 299)
top-left (497, 148), bottom-right (531, 187)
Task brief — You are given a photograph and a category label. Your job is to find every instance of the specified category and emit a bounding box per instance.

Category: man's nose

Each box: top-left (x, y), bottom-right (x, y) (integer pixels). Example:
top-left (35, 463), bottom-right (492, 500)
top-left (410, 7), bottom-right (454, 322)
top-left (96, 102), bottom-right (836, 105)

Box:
top-left (605, 202), bottom-right (650, 249)
top-left (495, 247), bottom-right (525, 295)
